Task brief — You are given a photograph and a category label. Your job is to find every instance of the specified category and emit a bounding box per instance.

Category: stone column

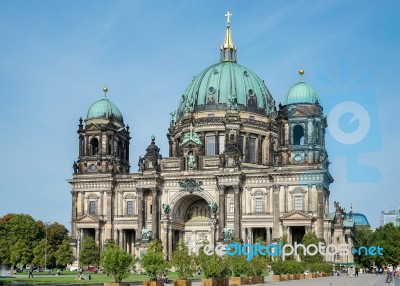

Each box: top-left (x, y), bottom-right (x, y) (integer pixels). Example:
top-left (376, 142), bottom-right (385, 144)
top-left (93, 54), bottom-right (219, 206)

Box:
top-left (151, 188), bottom-right (159, 239)
top-left (243, 133), bottom-right (249, 162)
top-left (247, 227), bottom-right (252, 244)
top-left (95, 228), bottom-right (100, 245)
top-left (284, 185), bottom-right (288, 213)
top-left (257, 135), bottom-right (262, 164)
top-left (210, 217), bottom-right (216, 246)
top-left (71, 191), bottom-right (77, 237)
top-left (80, 191), bottom-right (85, 216)
top-left (106, 189), bottom-right (113, 220)
top-left (136, 189), bottom-right (144, 241)
top-left (215, 131), bottom-right (219, 155)
top-left (118, 191), bottom-right (123, 217)
top-left (162, 223), bottom-right (168, 259)
top-left (317, 185), bottom-right (324, 241)
top-left (234, 185), bottom-right (241, 239)
top-left (218, 185), bottom-right (226, 240)
top-left (168, 226), bottom-right (173, 259)
top-left (272, 185), bottom-right (280, 241)
top-left (118, 229), bottom-right (123, 248)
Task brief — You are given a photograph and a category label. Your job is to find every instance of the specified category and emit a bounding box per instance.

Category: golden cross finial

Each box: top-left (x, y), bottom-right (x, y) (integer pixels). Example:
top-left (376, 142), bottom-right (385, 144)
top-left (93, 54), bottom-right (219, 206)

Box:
top-left (225, 11), bottom-right (232, 25)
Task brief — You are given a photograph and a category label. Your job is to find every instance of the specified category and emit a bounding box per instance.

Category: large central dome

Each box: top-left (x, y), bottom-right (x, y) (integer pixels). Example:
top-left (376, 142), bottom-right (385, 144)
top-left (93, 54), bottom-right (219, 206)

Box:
top-left (176, 22), bottom-right (276, 120)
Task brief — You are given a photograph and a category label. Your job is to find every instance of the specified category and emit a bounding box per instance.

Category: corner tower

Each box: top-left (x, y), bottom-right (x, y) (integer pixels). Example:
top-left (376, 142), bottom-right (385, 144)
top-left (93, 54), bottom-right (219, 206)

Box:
top-left (75, 87), bottom-right (131, 175)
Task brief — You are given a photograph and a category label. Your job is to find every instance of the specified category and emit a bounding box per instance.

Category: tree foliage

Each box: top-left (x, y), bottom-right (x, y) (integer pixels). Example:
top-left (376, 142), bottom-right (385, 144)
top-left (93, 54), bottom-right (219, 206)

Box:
top-left (300, 232), bottom-right (323, 263)
top-left (170, 240), bottom-right (196, 279)
top-left (0, 214), bottom-right (69, 267)
top-left (79, 237), bottom-right (100, 267)
top-left (32, 239), bottom-right (54, 267)
top-left (102, 244), bottom-right (135, 283)
top-left (10, 240), bottom-right (33, 266)
top-left (140, 251), bottom-right (167, 280)
top-left (55, 239), bottom-right (74, 267)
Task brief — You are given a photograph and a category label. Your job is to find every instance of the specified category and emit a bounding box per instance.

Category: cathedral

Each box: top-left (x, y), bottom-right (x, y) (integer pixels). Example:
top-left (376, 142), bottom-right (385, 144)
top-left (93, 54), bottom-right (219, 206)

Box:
top-left (68, 14), bottom-right (354, 263)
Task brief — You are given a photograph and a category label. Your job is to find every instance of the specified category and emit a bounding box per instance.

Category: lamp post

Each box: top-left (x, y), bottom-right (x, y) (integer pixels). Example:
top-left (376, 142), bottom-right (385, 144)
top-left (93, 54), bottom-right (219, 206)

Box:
top-left (44, 222), bottom-right (50, 271)
top-left (77, 229), bottom-right (81, 269)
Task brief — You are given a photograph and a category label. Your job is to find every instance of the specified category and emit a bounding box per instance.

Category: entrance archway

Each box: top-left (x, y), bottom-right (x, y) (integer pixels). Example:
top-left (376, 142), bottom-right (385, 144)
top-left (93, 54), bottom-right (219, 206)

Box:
top-left (170, 193), bottom-right (214, 251)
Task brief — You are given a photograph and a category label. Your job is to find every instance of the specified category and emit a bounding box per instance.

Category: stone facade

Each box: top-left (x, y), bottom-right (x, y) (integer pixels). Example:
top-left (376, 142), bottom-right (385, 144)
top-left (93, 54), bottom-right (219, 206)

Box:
top-left (68, 18), bottom-right (353, 263)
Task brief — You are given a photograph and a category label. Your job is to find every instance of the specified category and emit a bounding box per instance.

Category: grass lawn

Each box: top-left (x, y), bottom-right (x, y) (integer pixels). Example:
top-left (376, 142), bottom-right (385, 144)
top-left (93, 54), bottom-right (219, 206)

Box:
top-left (0, 271), bottom-right (202, 285)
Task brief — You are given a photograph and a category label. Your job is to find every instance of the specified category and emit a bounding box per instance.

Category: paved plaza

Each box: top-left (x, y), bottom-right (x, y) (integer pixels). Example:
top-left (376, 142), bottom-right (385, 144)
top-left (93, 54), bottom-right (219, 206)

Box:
top-left (260, 274), bottom-right (394, 286)
top-left (189, 274), bottom-right (396, 286)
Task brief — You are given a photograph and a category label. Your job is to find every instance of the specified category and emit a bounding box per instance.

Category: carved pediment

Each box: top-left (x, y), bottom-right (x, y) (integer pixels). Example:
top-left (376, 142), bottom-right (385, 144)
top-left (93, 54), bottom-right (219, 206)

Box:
top-left (280, 211), bottom-right (314, 221)
top-left (76, 214), bottom-right (100, 223)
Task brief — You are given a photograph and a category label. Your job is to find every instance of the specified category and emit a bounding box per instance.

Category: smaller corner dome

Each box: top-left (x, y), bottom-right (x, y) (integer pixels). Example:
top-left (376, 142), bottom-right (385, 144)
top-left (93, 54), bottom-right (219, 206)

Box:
top-left (86, 98), bottom-right (124, 123)
top-left (283, 81), bottom-right (321, 106)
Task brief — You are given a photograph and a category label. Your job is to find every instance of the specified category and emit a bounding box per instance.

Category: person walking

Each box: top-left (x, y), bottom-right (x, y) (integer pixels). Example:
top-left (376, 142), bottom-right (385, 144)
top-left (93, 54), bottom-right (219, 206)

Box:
top-left (355, 266), bottom-right (359, 277)
top-left (28, 265), bottom-right (34, 278)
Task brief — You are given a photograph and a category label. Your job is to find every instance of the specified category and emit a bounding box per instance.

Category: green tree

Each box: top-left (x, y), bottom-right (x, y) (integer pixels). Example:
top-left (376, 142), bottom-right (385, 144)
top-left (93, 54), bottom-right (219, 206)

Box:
top-left (32, 239), bottom-right (54, 268)
top-left (300, 232), bottom-right (323, 263)
top-left (55, 239), bottom-right (74, 267)
top-left (353, 226), bottom-right (374, 267)
top-left (79, 237), bottom-right (100, 267)
top-left (140, 251), bottom-right (167, 280)
top-left (10, 240), bottom-right (33, 266)
top-left (6, 214), bottom-right (42, 248)
top-left (0, 238), bottom-right (11, 266)
top-left (369, 223), bottom-right (400, 266)
top-left (196, 244), bottom-right (226, 278)
top-left (147, 239), bottom-right (163, 253)
top-left (170, 240), bottom-right (196, 279)
top-left (102, 244), bottom-right (135, 283)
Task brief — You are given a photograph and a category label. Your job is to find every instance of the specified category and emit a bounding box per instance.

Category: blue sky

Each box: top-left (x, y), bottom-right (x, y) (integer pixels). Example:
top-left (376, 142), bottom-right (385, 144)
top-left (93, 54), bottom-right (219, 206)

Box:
top-left (0, 1), bottom-right (398, 230)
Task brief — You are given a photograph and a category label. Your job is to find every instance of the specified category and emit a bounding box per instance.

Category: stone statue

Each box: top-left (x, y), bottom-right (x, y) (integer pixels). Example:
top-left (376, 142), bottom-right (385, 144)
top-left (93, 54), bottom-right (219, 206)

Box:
top-left (222, 227), bottom-right (233, 241)
top-left (188, 154), bottom-right (196, 170)
top-left (141, 227), bottom-right (152, 241)
top-left (73, 161), bottom-right (79, 174)
top-left (219, 153), bottom-right (226, 168)
top-left (138, 156), bottom-right (145, 172)
top-left (227, 93), bottom-right (237, 111)
top-left (162, 203), bottom-right (170, 215)
top-left (208, 202), bottom-right (218, 214)
top-left (169, 111), bottom-right (176, 124)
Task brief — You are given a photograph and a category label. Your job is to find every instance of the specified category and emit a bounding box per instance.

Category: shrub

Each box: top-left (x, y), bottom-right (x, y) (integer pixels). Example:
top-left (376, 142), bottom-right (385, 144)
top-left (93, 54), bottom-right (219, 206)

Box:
top-left (170, 240), bottom-right (196, 279)
top-left (140, 251), bottom-right (167, 280)
top-left (101, 245), bottom-right (135, 283)
top-left (250, 255), bottom-right (267, 276)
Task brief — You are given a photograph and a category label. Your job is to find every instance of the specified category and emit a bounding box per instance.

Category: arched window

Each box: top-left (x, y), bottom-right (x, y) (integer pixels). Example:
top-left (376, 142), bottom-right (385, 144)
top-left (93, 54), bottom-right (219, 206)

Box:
top-left (293, 125), bottom-right (305, 145)
top-left (90, 138), bottom-right (99, 155)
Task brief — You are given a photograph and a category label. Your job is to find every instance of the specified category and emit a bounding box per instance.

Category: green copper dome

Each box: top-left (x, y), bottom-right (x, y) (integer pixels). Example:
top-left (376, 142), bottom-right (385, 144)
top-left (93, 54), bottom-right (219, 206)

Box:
top-left (87, 98), bottom-right (124, 123)
top-left (176, 22), bottom-right (276, 119)
top-left (176, 62), bottom-right (276, 119)
top-left (283, 81), bottom-right (321, 106)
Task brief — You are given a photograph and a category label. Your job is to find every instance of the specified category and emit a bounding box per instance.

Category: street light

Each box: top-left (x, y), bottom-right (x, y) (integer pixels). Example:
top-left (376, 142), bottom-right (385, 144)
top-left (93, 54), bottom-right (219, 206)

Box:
top-left (44, 222), bottom-right (50, 272)
top-left (77, 229), bottom-right (81, 270)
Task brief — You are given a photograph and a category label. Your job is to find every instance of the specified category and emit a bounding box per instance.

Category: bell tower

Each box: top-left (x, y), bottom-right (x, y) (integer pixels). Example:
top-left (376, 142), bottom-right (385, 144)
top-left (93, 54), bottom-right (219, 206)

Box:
top-left (276, 69), bottom-right (328, 167)
top-left (74, 86), bottom-right (131, 175)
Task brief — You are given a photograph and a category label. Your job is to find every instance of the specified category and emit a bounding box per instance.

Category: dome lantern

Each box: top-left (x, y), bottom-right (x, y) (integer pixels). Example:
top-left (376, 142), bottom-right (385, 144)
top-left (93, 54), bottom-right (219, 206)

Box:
top-left (86, 86), bottom-right (124, 123)
top-left (220, 11), bottom-right (237, 63)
